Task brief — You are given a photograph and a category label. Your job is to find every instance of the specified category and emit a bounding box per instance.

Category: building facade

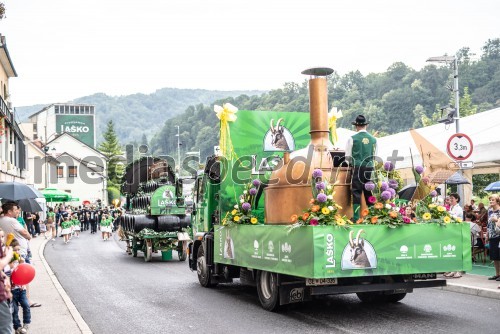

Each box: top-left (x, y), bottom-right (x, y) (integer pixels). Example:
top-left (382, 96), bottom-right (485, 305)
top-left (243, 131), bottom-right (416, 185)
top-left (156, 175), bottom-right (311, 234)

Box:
top-left (0, 34), bottom-right (26, 182)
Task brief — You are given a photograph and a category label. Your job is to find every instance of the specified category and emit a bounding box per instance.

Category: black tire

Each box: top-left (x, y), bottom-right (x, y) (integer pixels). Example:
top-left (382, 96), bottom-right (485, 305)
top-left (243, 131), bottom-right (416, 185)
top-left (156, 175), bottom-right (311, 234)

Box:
top-left (385, 293), bottom-right (407, 303)
top-left (197, 244), bottom-right (217, 287)
top-left (356, 291), bottom-right (406, 303)
top-left (256, 271), bottom-right (280, 311)
top-left (178, 241), bottom-right (187, 261)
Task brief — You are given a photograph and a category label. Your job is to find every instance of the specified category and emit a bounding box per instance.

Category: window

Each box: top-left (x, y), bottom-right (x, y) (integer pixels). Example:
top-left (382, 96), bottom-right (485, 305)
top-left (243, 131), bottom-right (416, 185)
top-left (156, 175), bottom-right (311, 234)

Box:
top-left (68, 166), bottom-right (77, 177)
top-left (57, 166), bottom-right (64, 178)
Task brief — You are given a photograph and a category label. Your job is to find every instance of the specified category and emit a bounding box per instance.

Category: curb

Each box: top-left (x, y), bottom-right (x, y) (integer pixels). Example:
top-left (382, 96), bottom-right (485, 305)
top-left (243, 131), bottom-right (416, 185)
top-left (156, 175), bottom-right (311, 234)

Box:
top-left (438, 283), bottom-right (500, 300)
top-left (38, 238), bottom-right (93, 334)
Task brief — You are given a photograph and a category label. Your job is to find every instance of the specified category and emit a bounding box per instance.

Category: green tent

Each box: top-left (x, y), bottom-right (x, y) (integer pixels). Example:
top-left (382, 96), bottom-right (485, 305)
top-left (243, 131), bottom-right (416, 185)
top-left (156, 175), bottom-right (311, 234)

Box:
top-left (41, 188), bottom-right (72, 202)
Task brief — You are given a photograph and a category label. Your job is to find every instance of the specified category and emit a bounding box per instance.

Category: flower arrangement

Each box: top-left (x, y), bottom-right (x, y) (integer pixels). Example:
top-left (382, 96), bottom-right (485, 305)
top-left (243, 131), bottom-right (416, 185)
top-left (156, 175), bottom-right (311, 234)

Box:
top-left (415, 191), bottom-right (462, 225)
top-left (289, 169), bottom-right (352, 228)
top-left (357, 161), bottom-right (405, 228)
top-left (223, 179), bottom-right (261, 226)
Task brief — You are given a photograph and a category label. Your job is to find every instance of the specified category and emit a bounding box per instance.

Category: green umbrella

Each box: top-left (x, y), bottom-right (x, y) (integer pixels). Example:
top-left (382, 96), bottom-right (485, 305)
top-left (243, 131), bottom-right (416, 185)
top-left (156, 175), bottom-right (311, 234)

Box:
top-left (41, 188), bottom-right (72, 202)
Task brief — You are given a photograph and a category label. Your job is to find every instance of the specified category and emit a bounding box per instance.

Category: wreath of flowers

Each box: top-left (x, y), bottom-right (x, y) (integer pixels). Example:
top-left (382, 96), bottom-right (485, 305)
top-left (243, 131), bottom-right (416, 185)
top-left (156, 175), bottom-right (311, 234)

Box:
top-left (289, 169), bottom-right (352, 229)
top-left (223, 179), bottom-right (261, 226)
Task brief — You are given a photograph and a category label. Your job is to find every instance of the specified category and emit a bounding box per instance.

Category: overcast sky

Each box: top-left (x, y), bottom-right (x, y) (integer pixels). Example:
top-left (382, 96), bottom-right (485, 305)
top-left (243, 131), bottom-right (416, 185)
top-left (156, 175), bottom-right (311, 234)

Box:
top-left (1, 0), bottom-right (499, 106)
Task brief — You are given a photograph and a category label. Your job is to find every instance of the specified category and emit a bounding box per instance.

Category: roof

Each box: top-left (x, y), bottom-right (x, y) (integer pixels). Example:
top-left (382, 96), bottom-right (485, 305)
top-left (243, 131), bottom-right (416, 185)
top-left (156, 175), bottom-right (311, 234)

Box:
top-left (0, 35), bottom-right (17, 77)
top-left (46, 132), bottom-right (105, 161)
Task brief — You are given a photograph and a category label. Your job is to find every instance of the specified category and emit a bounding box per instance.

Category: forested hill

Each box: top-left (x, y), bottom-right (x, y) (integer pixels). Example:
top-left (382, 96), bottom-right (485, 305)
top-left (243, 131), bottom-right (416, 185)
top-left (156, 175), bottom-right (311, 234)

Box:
top-left (150, 38), bottom-right (500, 160)
top-left (14, 88), bottom-right (265, 144)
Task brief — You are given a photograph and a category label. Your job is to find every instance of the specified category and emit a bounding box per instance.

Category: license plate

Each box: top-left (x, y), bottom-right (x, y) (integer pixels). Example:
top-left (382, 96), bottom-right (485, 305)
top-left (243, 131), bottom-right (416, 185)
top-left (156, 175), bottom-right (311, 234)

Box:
top-left (412, 273), bottom-right (437, 279)
top-left (306, 278), bottom-right (338, 286)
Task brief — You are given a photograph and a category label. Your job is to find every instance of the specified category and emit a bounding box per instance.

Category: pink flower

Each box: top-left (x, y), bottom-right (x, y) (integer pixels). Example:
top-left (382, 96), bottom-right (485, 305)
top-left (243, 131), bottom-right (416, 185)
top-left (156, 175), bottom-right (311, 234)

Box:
top-left (368, 196), bottom-right (377, 204)
top-left (403, 217), bottom-right (411, 224)
top-left (309, 219), bottom-right (319, 226)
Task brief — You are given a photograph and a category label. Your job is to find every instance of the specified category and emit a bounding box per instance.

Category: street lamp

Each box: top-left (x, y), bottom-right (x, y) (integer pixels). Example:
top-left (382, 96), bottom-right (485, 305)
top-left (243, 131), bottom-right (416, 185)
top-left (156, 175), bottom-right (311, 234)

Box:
top-left (43, 146), bottom-right (49, 188)
top-left (175, 126), bottom-right (181, 175)
top-left (427, 55), bottom-right (463, 205)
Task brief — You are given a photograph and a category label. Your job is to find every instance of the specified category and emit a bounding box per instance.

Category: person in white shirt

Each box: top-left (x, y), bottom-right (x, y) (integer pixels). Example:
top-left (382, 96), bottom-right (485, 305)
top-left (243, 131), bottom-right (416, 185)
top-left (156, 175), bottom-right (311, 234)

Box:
top-left (448, 193), bottom-right (463, 220)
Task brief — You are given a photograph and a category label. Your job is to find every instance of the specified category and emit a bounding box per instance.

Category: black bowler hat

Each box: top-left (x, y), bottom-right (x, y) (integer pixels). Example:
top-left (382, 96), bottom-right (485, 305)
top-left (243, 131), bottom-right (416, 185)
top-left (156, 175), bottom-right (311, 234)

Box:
top-left (352, 115), bottom-right (369, 126)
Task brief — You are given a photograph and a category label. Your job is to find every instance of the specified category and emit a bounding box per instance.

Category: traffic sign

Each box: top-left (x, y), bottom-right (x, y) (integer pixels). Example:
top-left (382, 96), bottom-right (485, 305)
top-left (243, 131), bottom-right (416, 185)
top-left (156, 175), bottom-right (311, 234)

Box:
top-left (446, 133), bottom-right (473, 161)
top-left (448, 161), bottom-right (474, 170)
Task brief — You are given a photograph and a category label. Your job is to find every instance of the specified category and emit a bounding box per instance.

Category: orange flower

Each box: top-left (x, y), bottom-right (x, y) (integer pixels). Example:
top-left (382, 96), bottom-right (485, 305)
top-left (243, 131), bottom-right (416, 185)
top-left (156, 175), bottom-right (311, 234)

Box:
top-left (374, 202), bottom-right (384, 209)
top-left (311, 205), bottom-right (320, 212)
top-left (389, 211), bottom-right (398, 219)
top-left (361, 209), bottom-right (369, 217)
top-left (309, 198), bottom-right (315, 204)
top-left (371, 216), bottom-right (378, 224)
top-left (302, 212), bottom-right (310, 220)
top-left (290, 214), bottom-right (298, 223)
top-left (356, 218), bottom-right (364, 224)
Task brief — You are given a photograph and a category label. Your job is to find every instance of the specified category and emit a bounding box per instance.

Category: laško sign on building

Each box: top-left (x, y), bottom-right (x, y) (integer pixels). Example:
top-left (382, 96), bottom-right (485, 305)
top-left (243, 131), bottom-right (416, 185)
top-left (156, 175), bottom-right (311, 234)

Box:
top-left (56, 115), bottom-right (95, 147)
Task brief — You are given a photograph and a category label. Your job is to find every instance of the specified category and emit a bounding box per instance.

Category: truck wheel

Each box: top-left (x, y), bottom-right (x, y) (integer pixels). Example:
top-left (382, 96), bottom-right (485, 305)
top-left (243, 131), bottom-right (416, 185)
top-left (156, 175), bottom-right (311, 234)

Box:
top-left (256, 271), bottom-right (280, 311)
top-left (144, 239), bottom-right (152, 262)
top-left (385, 293), bottom-right (406, 303)
top-left (197, 245), bottom-right (217, 287)
top-left (178, 241), bottom-right (187, 261)
top-left (356, 292), bottom-right (386, 303)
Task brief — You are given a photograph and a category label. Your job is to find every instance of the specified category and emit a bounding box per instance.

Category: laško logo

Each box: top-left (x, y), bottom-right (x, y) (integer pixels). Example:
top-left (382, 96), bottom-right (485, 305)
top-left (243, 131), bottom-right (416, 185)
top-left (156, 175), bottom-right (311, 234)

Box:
top-left (61, 125), bottom-right (90, 133)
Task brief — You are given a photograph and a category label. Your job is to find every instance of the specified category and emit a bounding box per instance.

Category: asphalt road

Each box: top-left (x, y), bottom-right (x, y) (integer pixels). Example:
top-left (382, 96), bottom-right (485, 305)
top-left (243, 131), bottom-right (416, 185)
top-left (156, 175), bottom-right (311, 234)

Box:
top-left (44, 231), bottom-right (500, 334)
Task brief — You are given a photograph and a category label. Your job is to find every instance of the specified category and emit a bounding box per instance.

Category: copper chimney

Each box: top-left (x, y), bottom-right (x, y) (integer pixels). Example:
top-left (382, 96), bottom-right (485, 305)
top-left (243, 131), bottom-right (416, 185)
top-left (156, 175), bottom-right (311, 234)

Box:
top-left (264, 67), bottom-right (352, 224)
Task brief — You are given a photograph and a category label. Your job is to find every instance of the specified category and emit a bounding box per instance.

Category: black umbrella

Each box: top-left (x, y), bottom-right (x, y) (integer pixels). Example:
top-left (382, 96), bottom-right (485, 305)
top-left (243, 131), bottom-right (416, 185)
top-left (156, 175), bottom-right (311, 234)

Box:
top-left (0, 182), bottom-right (42, 201)
top-left (2, 198), bottom-right (43, 212)
top-left (398, 184), bottom-right (417, 201)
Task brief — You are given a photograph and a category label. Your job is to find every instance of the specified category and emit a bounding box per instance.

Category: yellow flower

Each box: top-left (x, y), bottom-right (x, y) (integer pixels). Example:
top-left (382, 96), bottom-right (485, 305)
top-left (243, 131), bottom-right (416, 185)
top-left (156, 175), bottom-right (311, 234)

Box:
top-left (456, 217), bottom-right (463, 222)
top-left (335, 215), bottom-right (345, 225)
top-left (443, 216), bottom-right (451, 224)
top-left (428, 204), bottom-right (436, 209)
top-left (231, 209), bottom-right (237, 215)
top-left (233, 216), bottom-right (240, 222)
top-left (437, 206), bottom-right (446, 212)
top-left (322, 207), bottom-right (330, 215)
top-left (335, 203), bottom-right (343, 209)
top-left (250, 217), bottom-right (258, 224)
top-left (422, 212), bottom-right (432, 220)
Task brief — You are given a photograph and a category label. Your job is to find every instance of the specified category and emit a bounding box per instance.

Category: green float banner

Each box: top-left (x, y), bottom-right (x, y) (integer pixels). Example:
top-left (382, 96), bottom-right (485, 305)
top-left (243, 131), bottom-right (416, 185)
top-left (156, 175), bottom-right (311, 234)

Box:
top-left (56, 114), bottom-right (95, 147)
top-left (150, 185), bottom-right (185, 215)
top-left (214, 223), bottom-right (472, 279)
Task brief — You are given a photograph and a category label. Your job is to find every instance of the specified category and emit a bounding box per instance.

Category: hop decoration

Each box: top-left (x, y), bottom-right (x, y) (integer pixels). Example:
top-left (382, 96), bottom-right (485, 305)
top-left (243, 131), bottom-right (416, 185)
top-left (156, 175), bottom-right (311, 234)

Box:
top-left (223, 180), bottom-right (260, 226)
top-left (289, 169), bottom-right (352, 228)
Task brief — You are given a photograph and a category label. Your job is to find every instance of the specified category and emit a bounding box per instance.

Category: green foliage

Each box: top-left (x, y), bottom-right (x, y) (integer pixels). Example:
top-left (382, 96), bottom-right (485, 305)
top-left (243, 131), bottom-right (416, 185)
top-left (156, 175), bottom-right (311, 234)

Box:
top-left (107, 186), bottom-right (120, 203)
top-left (473, 174), bottom-right (500, 198)
top-left (0, 3), bottom-right (5, 20)
top-left (98, 120), bottom-right (123, 187)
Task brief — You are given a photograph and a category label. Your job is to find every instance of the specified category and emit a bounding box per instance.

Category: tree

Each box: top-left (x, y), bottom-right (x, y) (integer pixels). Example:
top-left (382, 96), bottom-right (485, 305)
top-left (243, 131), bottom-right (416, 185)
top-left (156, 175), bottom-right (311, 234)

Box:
top-left (0, 3), bottom-right (5, 20)
top-left (98, 121), bottom-right (123, 187)
top-left (459, 87), bottom-right (478, 117)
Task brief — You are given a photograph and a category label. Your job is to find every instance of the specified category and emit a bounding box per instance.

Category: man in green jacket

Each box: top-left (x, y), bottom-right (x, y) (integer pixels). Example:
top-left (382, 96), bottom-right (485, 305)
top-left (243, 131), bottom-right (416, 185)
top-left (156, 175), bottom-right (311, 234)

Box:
top-left (345, 115), bottom-right (377, 221)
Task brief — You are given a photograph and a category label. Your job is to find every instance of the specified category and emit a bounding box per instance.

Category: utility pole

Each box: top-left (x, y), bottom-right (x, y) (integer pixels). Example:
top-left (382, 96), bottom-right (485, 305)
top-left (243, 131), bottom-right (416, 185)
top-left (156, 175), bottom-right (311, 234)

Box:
top-left (176, 125), bottom-right (181, 176)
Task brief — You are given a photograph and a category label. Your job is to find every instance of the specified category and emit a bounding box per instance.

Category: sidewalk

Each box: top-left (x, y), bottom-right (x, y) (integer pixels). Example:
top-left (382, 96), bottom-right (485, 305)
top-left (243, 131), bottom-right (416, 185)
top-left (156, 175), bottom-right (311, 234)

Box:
top-left (27, 236), bottom-right (92, 334)
top-left (24, 235), bottom-right (499, 334)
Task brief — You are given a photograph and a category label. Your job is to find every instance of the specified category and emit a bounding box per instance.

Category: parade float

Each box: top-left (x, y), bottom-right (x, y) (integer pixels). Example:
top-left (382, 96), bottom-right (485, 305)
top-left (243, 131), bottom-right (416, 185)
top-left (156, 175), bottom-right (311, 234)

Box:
top-left (188, 68), bottom-right (471, 311)
top-left (119, 157), bottom-right (191, 262)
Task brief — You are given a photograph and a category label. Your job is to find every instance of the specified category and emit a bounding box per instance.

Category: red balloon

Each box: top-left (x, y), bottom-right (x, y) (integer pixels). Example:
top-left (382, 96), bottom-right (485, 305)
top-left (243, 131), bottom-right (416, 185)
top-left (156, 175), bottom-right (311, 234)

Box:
top-left (11, 263), bottom-right (36, 286)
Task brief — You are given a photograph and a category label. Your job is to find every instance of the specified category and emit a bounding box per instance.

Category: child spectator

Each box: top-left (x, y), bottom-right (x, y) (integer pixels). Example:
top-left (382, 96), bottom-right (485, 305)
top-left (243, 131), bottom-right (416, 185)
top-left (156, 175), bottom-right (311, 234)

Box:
top-left (9, 239), bottom-right (31, 334)
top-left (71, 214), bottom-right (81, 238)
top-left (60, 217), bottom-right (72, 244)
top-left (100, 214), bottom-right (112, 241)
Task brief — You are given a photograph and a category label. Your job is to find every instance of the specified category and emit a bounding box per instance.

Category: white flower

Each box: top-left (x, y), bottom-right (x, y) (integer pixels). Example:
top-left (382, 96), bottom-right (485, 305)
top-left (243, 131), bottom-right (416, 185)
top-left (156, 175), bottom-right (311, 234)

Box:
top-left (240, 199), bottom-right (244, 203)
top-left (328, 206), bottom-right (334, 211)
top-left (234, 205), bottom-right (239, 209)
top-left (327, 195), bottom-right (333, 200)
top-left (327, 185), bottom-right (333, 191)
top-left (385, 204), bottom-right (392, 210)
top-left (243, 190), bottom-right (247, 195)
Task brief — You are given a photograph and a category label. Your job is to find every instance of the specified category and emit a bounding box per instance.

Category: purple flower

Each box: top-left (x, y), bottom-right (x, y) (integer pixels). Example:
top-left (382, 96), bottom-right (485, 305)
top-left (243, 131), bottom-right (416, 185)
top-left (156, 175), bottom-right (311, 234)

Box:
top-left (241, 202), bottom-right (251, 211)
top-left (252, 179), bottom-right (261, 187)
top-left (430, 190), bottom-right (437, 197)
top-left (384, 161), bottom-right (394, 171)
top-left (315, 182), bottom-right (325, 190)
top-left (249, 188), bottom-right (257, 196)
top-left (317, 193), bottom-right (327, 203)
top-left (312, 169), bottom-right (323, 178)
top-left (365, 181), bottom-right (375, 191)
top-left (368, 196), bottom-right (377, 204)
top-left (380, 182), bottom-right (389, 191)
top-left (388, 188), bottom-right (396, 198)
top-left (309, 219), bottom-right (319, 226)
top-left (381, 191), bottom-right (392, 201)
top-left (415, 165), bottom-right (424, 174)
top-left (388, 179), bottom-right (398, 189)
